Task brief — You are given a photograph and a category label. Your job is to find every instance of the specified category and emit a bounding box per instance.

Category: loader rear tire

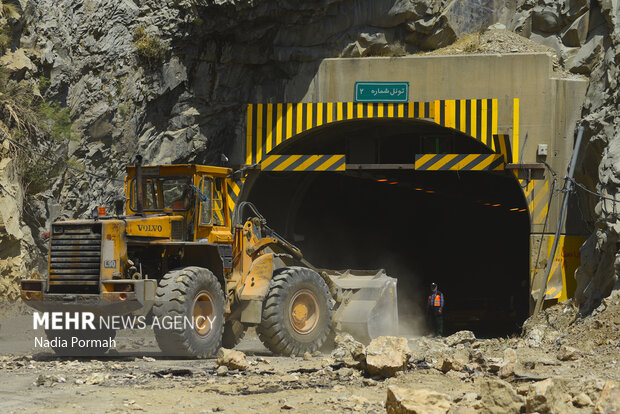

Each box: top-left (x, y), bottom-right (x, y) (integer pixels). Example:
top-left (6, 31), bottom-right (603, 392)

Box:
top-left (152, 267), bottom-right (225, 358)
top-left (257, 266), bottom-right (333, 356)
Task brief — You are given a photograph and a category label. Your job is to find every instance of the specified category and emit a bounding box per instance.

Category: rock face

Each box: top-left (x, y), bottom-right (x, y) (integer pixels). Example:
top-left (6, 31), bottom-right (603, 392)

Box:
top-left (365, 336), bottom-right (410, 377)
top-left (0, 155), bottom-right (39, 301)
top-left (0, 0), bottom-right (519, 300)
top-left (465, 0), bottom-right (620, 311)
top-left (386, 386), bottom-right (451, 414)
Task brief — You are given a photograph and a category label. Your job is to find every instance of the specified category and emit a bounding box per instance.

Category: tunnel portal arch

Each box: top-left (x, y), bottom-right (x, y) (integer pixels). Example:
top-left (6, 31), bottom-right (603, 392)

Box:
top-left (227, 100), bottom-right (549, 337)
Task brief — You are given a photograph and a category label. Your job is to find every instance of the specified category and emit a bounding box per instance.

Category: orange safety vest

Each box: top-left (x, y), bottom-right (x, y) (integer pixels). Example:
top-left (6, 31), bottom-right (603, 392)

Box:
top-left (429, 293), bottom-right (441, 307)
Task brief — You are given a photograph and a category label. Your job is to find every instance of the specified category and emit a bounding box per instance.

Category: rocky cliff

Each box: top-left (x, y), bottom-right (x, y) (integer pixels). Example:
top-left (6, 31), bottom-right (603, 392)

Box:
top-left (0, 0), bottom-right (617, 311)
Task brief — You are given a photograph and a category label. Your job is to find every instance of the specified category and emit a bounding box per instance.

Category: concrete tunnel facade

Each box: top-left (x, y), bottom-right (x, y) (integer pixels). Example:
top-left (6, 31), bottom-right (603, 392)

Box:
top-left (225, 53), bottom-right (589, 336)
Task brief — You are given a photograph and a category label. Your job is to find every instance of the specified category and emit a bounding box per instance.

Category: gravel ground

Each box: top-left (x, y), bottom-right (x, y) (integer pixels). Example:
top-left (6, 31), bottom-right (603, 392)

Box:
top-left (0, 294), bottom-right (619, 413)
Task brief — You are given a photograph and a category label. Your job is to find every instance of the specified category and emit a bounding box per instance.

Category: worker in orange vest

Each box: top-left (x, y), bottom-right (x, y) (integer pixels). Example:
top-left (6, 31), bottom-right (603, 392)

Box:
top-left (427, 282), bottom-right (444, 337)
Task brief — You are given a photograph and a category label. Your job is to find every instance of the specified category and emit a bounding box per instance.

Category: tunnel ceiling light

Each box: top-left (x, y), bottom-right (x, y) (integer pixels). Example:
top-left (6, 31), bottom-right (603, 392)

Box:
top-left (377, 179), bottom-right (388, 182)
top-left (492, 204), bottom-right (501, 207)
top-left (415, 188), bottom-right (424, 191)
top-left (483, 203), bottom-right (491, 206)
top-left (389, 182), bottom-right (399, 185)
top-left (425, 190), bottom-right (435, 193)
top-left (518, 208), bottom-right (527, 212)
top-left (510, 207), bottom-right (519, 211)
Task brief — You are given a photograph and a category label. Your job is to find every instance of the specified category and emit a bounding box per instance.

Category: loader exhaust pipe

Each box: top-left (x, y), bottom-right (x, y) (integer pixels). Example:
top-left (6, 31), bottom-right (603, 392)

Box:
top-left (135, 155), bottom-right (144, 216)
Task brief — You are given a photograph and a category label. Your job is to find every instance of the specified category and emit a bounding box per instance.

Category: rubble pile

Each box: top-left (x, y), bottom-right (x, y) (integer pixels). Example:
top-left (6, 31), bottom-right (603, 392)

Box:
top-left (1, 312), bottom-right (619, 412)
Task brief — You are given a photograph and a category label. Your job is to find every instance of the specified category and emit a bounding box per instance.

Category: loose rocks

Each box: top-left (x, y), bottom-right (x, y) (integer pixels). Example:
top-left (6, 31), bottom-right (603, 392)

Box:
top-left (595, 381), bottom-right (620, 414)
top-left (444, 331), bottom-right (476, 347)
top-left (556, 345), bottom-right (580, 361)
top-left (331, 333), bottom-right (366, 368)
top-left (386, 386), bottom-right (451, 414)
top-left (498, 348), bottom-right (518, 378)
top-left (365, 336), bottom-right (410, 378)
top-left (216, 348), bottom-right (248, 371)
top-left (526, 378), bottom-right (571, 414)
top-left (436, 358), bottom-right (463, 373)
top-left (478, 379), bottom-right (525, 414)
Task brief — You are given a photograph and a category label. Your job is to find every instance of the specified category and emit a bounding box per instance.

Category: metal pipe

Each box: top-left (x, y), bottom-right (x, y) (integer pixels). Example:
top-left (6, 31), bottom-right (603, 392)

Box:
top-left (533, 126), bottom-right (584, 315)
top-left (135, 155), bottom-right (144, 216)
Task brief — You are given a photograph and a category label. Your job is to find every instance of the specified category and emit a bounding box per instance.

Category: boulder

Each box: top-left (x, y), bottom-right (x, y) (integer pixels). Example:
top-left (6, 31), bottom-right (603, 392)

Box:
top-left (437, 358), bottom-right (463, 373)
top-left (341, 32), bottom-right (389, 57)
top-left (478, 379), bottom-right (525, 414)
top-left (595, 381), bottom-right (620, 414)
top-left (526, 378), bottom-right (571, 414)
top-left (419, 15), bottom-right (456, 50)
top-left (572, 392), bottom-right (593, 408)
top-left (513, 12), bottom-right (532, 38)
top-left (556, 345), bottom-right (580, 361)
top-left (365, 336), bottom-right (410, 378)
top-left (444, 331), bottom-right (476, 347)
top-left (216, 348), bottom-right (248, 371)
top-left (532, 6), bottom-right (563, 33)
top-left (331, 332), bottom-right (366, 368)
top-left (448, 408), bottom-right (476, 414)
top-left (498, 348), bottom-right (518, 378)
top-left (370, 0), bottom-right (433, 28)
top-left (561, 11), bottom-right (589, 47)
top-left (386, 386), bottom-right (451, 414)
top-left (567, 31), bottom-right (604, 75)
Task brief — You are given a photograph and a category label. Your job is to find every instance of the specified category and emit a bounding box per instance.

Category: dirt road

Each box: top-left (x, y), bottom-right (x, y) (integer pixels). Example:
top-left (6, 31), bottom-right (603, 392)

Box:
top-left (1, 295), bottom-right (619, 413)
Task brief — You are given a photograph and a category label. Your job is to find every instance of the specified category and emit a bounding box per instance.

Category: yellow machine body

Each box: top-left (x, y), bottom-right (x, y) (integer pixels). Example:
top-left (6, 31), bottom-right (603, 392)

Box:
top-left (20, 163), bottom-right (399, 345)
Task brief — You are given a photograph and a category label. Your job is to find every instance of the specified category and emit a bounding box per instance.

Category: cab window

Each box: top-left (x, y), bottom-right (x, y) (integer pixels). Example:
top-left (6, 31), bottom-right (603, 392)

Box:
top-left (130, 176), bottom-right (192, 211)
top-left (212, 178), bottom-right (225, 226)
top-left (199, 178), bottom-right (212, 225)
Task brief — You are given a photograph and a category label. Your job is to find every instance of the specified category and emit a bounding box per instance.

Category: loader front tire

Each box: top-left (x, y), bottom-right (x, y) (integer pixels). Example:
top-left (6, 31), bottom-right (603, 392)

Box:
top-left (257, 267), bottom-right (333, 356)
top-left (152, 267), bottom-right (225, 358)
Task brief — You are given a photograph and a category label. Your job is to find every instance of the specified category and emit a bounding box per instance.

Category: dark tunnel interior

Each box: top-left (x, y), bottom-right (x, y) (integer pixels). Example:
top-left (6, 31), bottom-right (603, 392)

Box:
top-left (245, 119), bottom-right (531, 337)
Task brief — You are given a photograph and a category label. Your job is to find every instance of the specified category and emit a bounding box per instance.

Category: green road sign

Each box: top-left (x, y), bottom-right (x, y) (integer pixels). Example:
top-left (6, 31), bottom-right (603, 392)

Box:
top-left (354, 81), bottom-right (409, 103)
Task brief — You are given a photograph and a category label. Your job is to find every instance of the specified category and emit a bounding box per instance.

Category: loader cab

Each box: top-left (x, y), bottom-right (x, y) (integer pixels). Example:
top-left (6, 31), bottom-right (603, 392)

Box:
top-left (125, 164), bottom-right (233, 244)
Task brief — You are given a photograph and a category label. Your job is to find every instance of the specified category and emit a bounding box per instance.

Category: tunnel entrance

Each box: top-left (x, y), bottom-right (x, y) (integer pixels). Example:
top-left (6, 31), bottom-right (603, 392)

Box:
top-left (245, 119), bottom-right (530, 337)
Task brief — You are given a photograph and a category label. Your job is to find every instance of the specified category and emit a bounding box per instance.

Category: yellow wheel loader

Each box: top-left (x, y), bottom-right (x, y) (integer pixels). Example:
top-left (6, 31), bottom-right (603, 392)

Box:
top-left (20, 160), bottom-right (398, 357)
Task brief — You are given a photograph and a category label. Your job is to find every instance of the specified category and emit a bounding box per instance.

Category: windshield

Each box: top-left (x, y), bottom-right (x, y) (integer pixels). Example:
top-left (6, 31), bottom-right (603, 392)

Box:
top-left (131, 176), bottom-right (193, 211)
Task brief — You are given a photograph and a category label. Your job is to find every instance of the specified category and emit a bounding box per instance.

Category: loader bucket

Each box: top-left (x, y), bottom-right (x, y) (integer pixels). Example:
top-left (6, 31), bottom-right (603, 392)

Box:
top-left (322, 269), bottom-right (398, 343)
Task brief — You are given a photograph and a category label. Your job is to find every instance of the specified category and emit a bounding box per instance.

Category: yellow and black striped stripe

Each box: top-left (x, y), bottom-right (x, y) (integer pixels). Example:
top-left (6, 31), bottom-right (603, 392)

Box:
top-left (246, 101), bottom-right (434, 165)
top-left (261, 154), bottom-right (345, 172)
top-left (493, 134), bottom-right (513, 164)
top-left (246, 99), bottom-right (514, 166)
top-left (226, 177), bottom-right (245, 218)
top-left (521, 178), bottom-right (550, 225)
top-left (434, 99), bottom-right (498, 147)
top-left (414, 154), bottom-right (505, 171)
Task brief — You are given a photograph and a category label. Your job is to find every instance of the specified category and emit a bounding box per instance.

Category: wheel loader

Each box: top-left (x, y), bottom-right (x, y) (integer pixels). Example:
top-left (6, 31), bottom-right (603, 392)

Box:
top-left (19, 160), bottom-right (398, 357)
